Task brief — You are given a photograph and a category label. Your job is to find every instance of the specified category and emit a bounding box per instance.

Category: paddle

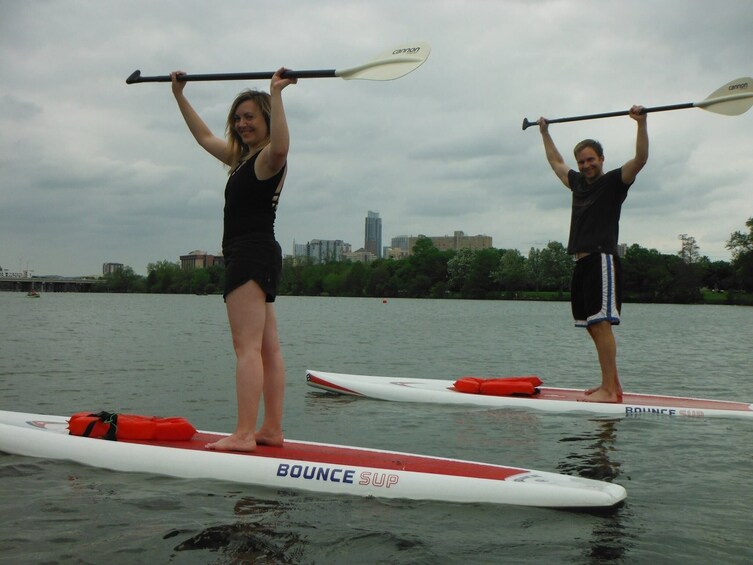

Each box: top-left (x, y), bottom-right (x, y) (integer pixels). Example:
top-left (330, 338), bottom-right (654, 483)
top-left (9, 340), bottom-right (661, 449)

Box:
top-left (126, 41), bottom-right (431, 85)
top-left (521, 76), bottom-right (753, 130)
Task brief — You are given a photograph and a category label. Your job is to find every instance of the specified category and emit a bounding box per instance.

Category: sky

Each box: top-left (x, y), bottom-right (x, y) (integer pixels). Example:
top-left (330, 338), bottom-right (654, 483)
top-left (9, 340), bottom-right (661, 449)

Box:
top-left (1, 0), bottom-right (751, 277)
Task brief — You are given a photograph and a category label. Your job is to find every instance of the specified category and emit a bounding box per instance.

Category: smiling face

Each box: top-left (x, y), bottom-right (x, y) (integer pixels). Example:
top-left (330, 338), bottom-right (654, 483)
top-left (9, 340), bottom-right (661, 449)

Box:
top-left (575, 146), bottom-right (605, 183)
top-left (232, 99), bottom-right (269, 151)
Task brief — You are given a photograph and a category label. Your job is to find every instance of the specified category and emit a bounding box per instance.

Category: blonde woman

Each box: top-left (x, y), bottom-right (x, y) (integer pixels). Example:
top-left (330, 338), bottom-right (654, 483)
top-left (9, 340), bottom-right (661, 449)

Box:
top-left (171, 69), bottom-right (296, 451)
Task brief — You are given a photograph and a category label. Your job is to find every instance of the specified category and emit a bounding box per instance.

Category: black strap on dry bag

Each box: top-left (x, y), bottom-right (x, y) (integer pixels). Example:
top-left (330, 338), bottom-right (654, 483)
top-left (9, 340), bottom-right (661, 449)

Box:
top-left (82, 411), bottom-right (119, 441)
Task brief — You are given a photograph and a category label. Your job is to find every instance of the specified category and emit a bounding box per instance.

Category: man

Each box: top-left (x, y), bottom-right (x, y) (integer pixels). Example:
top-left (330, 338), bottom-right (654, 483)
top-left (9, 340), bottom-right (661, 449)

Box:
top-left (537, 107), bottom-right (648, 403)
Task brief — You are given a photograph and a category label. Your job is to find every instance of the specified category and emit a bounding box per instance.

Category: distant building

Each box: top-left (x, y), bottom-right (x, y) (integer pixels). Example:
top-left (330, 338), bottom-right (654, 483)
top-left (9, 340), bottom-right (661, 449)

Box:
top-left (292, 241), bottom-right (307, 258)
top-left (407, 231), bottom-right (492, 255)
top-left (365, 211), bottom-right (382, 259)
top-left (617, 243), bottom-right (627, 258)
top-left (391, 235), bottom-right (410, 252)
top-left (180, 250), bottom-right (222, 270)
top-left (344, 248), bottom-right (377, 263)
top-left (385, 247), bottom-right (409, 260)
top-left (310, 239), bottom-right (346, 263)
top-left (102, 262), bottom-right (123, 275)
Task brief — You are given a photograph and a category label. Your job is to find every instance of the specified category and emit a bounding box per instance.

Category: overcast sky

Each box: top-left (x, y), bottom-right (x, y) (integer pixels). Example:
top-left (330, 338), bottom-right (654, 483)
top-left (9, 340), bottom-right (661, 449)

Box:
top-left (1, 0), bottom-right (751, 276)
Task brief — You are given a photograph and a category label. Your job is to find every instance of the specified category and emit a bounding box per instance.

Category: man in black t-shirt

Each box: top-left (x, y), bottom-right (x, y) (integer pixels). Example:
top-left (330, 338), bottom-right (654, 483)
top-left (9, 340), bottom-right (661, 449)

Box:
top-left (536, 107), bottom-right (648, 403)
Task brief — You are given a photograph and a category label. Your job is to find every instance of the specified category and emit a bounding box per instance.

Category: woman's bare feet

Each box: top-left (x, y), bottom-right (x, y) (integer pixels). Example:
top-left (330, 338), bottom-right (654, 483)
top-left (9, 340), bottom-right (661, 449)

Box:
top-left (255, 430), bottom-right (284, 447)
top-left (205, 434), bottom-right (257, 452)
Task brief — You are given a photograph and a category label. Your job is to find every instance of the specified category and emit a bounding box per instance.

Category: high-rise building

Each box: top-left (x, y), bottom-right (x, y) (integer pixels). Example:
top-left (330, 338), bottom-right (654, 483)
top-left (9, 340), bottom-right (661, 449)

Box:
top-left (364, 211), bottom-right (382, 259)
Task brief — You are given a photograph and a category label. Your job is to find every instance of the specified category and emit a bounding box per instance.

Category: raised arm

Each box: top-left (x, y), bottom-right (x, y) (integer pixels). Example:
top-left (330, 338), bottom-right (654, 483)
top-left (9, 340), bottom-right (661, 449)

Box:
top-left (538, 118), bottom-right (571, 188)
top-left (256, 67), bottom-right (297, 178)
top-left (171, 71), bottom-right (230, 164)
top-left (621, 105), bottom-right (648, 184)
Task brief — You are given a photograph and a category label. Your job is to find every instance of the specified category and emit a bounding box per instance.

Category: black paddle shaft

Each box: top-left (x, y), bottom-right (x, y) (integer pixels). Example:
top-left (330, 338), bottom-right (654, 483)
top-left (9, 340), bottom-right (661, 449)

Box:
top-left (126, 69), bottom-right (337, 84)
top-left (522, 102), bottom-right (695, 130)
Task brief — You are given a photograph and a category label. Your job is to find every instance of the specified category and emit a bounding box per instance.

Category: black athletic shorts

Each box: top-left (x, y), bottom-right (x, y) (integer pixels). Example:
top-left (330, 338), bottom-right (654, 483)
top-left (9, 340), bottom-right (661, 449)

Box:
top-left (571, 253), bottom-right (622, 328)
top-left (222, 234), bottom-right (282, 303)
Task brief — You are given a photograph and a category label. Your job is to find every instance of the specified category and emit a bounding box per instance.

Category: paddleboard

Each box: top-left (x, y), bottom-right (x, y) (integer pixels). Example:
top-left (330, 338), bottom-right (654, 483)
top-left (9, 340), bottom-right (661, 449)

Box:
top-left (306, 370), bottom-right (753, 420)
top-left (0, 410), bottom-right (625, 509)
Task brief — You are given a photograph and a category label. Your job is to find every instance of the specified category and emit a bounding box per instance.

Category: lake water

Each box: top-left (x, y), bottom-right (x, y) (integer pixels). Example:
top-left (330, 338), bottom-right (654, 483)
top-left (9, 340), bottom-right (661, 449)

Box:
top-left (1, 293), bottom-right (752, 564)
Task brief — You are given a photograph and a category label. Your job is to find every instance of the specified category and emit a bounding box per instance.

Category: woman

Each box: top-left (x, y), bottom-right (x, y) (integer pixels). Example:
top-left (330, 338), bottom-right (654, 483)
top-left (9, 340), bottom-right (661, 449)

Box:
top-left (171, 68), bottom-right (296, 451)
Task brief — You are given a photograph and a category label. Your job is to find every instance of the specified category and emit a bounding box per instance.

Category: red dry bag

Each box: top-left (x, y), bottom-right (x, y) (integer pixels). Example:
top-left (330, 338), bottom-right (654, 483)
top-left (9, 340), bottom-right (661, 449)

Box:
top-left (68, 411), bottom-right (196, 441)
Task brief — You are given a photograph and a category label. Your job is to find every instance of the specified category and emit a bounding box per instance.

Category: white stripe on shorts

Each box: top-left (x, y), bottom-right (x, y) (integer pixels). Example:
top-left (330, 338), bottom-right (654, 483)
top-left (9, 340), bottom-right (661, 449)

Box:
top-left (585, 253), bottom-right (620, 326)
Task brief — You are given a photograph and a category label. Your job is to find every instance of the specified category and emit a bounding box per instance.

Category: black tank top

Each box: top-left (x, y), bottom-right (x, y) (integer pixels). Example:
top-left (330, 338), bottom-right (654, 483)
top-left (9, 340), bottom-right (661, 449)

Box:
top-left (222, 150), bottom-right (286, 247)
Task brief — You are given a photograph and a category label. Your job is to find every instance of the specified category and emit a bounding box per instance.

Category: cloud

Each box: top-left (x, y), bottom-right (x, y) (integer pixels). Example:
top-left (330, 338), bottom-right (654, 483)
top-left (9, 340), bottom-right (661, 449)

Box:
top-left (1, 0), bottom-right (751, 275)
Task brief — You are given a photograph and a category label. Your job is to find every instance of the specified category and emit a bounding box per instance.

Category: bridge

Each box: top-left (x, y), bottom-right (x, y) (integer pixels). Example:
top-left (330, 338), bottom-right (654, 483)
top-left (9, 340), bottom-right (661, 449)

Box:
top-left (0, 275), bottom-right (98, 293)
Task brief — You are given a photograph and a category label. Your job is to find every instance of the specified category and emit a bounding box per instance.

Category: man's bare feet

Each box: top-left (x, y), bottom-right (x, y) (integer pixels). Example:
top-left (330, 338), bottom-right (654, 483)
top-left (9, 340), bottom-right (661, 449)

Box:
top-left (581, 388), bottom-right (622, 403)
top-left (205, 434), bottom-right (257, 452)
top-left (585, 381), bottom-right (623, 397)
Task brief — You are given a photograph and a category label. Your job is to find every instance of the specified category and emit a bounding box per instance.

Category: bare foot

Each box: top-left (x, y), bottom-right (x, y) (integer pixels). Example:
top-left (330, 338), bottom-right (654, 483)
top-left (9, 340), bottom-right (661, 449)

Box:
top-left (255, 431), bottom-right (284, 447)
top-left (580, 388), bottom-right (622, 404)
top-left (205, 434), bottom-right (257, 452)
top-left (585, 384), bottom-right (623, 396)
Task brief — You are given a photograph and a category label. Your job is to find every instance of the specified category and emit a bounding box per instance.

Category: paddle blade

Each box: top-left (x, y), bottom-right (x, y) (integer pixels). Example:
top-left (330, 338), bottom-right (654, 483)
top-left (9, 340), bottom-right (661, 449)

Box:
top-left (696, 76), bottom-right (753, 116)
top-left (336, 41), bottom-right (431, 81)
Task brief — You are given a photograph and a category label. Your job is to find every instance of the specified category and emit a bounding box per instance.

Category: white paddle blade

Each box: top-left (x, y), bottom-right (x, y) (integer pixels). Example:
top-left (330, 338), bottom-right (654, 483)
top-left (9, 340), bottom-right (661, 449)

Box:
top-left (336, 41), bottom-right (431, 81)
top-left (697, 76), bottom-right (753, 116)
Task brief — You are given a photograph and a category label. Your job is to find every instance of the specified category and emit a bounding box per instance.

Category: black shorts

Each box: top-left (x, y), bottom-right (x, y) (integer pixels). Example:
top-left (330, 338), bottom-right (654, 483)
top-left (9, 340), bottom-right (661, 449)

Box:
top-left (222, 235), bottom-right (282, 303)
top-left (571, 253), bottom-right (622, 328)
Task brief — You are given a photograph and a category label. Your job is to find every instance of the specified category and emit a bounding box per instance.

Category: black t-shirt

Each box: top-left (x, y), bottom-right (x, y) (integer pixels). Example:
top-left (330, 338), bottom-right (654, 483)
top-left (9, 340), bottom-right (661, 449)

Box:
top-left (566, 168), bottom-right (632, 255)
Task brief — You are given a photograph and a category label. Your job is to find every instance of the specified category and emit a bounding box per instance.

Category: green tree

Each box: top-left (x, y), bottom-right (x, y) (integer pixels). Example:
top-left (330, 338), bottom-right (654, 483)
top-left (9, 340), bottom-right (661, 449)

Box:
top-left (539, 241), bottom-right (572, 294)
top-left (366, 260), bottom-right (399, 297)
top-left (493, 249), bottom-right (527, 292)
top-left (146, 260), bottom-right (184, 293)
top-left (190, 269), bottom-right (211, 294)
top-left (447, 248), bottom-right (474, 292)
top-left (678, 233), bottom-right (701, 264)
top-left (701, 260), bottom-right (735, 292)
top-left (96, 265), bottom-right (145, 293)
top-left (726, 217), bottom-right (753, 260)
top-left (464, 248), bottom-right (503, 298)
top-left (403, 237), bottom-right (451, 298)
top-left (343, 261), bottom-right (367, 296)
top-left (526, 247), bottom-right (544, 291)
top-left (622, 244), bottom-right (671, 302)
top-left (726, 217), bottom-right (753, 292)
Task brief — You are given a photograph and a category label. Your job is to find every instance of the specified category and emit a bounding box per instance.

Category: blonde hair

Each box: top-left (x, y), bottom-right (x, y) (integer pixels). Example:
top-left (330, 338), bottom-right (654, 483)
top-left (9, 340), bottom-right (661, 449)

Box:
top-left (224, 89), bottom-right (272, 172)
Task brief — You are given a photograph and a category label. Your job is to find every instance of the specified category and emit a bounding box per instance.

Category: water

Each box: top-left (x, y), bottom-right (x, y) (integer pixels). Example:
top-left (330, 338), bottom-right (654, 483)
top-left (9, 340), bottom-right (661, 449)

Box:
top-left (1, 293), bottom-right (752, 564)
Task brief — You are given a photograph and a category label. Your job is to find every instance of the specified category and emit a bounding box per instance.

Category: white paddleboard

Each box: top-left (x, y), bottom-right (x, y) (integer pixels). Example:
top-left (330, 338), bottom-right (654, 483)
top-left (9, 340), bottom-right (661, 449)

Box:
top-left (306, 370), bottom-right (753, 420)
top-left (0, 410), bottom-right (625, 509)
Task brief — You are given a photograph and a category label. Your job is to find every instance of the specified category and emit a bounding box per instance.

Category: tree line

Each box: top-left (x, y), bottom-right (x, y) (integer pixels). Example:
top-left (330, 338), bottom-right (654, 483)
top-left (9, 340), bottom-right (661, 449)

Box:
top-left (95, 217), bottom-right (753, 305)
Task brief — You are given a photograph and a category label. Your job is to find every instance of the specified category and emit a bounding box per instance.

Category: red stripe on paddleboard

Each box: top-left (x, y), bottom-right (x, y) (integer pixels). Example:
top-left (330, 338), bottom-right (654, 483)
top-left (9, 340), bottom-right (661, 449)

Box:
top-left (306, 373), bottom-right (364, 396)
top-left (123, 433), bottom-right (526, 481)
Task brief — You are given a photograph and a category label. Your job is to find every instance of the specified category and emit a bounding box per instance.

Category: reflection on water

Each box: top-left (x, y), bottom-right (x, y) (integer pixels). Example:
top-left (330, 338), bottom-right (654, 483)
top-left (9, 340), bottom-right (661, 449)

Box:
top-left (557, 419), bottom-right (621, 482)
top-left (171, 497), bottom-right (305, 564)
top-left (557, 419), bottom-right (632, 562)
